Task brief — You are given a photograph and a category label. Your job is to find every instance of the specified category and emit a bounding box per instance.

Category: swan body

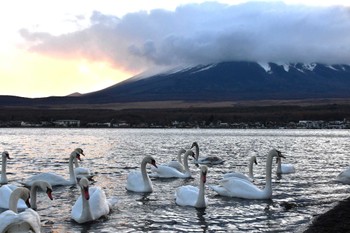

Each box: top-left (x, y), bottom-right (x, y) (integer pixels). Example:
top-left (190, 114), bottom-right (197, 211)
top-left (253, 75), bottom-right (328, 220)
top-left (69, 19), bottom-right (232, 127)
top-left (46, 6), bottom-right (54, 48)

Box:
top-left (126, 156), bottom-right (157, 193)
top-left (0, 187), bottom-right (41, 233)
top-left (191, 142), bottom-right (224, 165)
top-left (0, 180), bottom-right (53, 210)
top-left (1, 151), bottom-right (11, 184)
top-left (209, 149), bottom-right (284, 199)
top-left (223, 155), bottom-right (258, 181)
top-left (71, 177), bottom-right (110, 224)
top-left (73, 148), bottom-right (94, 180)
top-left (276, 157), bottom-right (296, 174)
top-left (336, 168), bottom-right (350, 184)
top-left (166, 148), bottom-right (186, 172)
top-left (24, 150), bottom-right (81, 187)
top-left (175, 166), bottom-right (208, 208)
top-left (150, 150), bottom-right (195, 178)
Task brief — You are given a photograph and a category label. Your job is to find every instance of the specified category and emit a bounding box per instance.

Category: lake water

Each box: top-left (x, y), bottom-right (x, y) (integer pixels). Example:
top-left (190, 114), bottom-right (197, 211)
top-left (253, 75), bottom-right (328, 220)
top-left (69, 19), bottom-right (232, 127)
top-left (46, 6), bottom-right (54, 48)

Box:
top-left (1, 128), bottom-right (350, 232)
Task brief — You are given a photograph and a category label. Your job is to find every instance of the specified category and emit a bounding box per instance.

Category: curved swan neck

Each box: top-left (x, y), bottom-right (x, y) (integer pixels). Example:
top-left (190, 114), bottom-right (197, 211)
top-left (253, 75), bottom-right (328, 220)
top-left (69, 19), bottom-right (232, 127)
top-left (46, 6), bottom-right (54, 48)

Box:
top-left (74, 156), bottom-right (80, 168)
top-left (183, 151), bottom-right (192, 173)
top-left (9, 188), bottom-right (29, 213)
top-left (177, 150), bottom-right (184, 164)
top-left (1, 153), bottom-right (8, 184)
top-left (141, 158), bottom-right (152, 190)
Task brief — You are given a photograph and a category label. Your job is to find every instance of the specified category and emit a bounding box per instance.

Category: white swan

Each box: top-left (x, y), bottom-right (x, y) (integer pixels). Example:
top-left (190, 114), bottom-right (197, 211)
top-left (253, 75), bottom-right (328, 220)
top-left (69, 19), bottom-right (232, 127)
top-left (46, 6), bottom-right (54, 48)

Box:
top-left (223, 155), bottom-right (258, 181)
top-left (191, 142), bottom-right (224, 165)
top-left (126, 156), bottom-right (157, 193)
top-left (276, 157), bottom-right (296, 174)
top-left (175, 165), bottom-right (208, 208)
top-left (24, 149), bottom-right (81, 187)
top-left (73, 148), bottom-right (94, 180)
top-left (166, 148), bottom-right (186, 172)
top-left (209, 149), bottom-right (284, 199)
top-left (336, 167), bottom-right (350, 184)
top-left (71, 177), bottom-right (110, 224)
top-left (1, 151), bottom-right (11, 184)
top-left (0, 180), bottom-right (53, 210)
top-left (150, 150), bottom-right (196, 178)
top-left (0, 187), bottom-right (41, 233)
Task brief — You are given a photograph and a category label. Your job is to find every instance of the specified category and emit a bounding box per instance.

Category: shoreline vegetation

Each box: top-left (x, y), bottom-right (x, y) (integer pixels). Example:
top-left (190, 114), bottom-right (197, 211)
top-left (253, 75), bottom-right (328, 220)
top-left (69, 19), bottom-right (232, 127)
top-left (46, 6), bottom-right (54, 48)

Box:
top-left (0, 103), bottom-right (350, 129)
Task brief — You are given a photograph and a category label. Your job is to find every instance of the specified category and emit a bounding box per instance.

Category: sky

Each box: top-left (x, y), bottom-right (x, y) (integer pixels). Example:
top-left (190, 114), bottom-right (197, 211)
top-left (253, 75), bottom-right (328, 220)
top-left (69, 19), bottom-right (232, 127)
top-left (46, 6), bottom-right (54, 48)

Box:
top-left (1, 0), bottom-right (350, 98)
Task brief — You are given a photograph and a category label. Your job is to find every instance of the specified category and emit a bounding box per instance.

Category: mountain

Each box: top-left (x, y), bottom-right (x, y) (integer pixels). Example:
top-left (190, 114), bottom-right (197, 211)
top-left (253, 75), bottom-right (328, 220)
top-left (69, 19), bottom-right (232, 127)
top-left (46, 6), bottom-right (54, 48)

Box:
top-left (1, 61), bottom-right (350, 106)
top-left (82, 61), bottom-right (350, 103)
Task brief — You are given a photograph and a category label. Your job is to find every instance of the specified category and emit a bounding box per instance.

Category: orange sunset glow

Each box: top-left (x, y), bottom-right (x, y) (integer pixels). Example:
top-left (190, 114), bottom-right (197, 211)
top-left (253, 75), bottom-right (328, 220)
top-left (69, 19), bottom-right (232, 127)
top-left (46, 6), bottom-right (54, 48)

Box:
top-left (0, 49), bottom-right (133, 98)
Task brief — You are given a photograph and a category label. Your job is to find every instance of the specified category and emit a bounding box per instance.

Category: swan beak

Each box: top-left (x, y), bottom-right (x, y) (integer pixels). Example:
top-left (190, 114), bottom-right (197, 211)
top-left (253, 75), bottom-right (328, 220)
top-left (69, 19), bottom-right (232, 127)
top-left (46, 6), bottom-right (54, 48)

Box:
top-left (83, 187), bottom-right (90, 200)
top-left (46, 188), bottom-right (53, 200)
top-left (254, 160), bottom-right (258, 165)
top-left (6, 154), bottom-right (11, 159)
top-left (25, 198), bottom-right (31, 208)
top-left (151, 160), bottom-right (158, 168)
top-left (81, 152), bottom-right (85, 156)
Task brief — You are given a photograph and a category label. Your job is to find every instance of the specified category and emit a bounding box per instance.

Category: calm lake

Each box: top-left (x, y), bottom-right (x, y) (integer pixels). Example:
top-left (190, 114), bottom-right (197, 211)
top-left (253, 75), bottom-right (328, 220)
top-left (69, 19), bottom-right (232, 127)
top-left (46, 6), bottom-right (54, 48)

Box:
top-left (1, 128), bottom-right (350, 232)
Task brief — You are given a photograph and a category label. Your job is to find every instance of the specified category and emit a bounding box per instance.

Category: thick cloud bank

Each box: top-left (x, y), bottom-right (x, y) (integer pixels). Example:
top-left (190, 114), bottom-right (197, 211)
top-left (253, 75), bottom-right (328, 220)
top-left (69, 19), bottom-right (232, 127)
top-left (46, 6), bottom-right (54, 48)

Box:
top-left (21, 2), bottom-right (350, 73)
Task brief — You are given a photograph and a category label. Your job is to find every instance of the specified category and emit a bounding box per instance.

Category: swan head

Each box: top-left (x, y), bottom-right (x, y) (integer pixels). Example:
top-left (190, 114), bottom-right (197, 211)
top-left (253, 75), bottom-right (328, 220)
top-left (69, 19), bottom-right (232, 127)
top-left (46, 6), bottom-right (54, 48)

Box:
top-left (200, 166), bottom-right (208, 183)
top-left (271, 149), bottom-right (285, 160)
top-left (2, 151), bottom-right (10, 160)
top-left (75, 148), bottom-right (85, 156)
top-left (79, 177), bottom-right (90, 200)
top-left (71, 151), bottom-right (82, 161)
top-left (191, 142), bottom-right (198, 149)
top-left (18, 187), bottom-right (31, 208)
top-left (32, 180), bottom-right (53, 200)
top-left (178, 148), bottom-right (186, 154)
top-left (145, 156), bottom-right (157, 168)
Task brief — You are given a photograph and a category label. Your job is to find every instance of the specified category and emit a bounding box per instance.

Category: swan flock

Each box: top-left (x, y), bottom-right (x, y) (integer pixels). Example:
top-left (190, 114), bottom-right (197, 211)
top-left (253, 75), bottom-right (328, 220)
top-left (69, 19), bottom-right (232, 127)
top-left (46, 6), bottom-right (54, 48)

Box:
top-left (1, 145), bottom-right (301, 230)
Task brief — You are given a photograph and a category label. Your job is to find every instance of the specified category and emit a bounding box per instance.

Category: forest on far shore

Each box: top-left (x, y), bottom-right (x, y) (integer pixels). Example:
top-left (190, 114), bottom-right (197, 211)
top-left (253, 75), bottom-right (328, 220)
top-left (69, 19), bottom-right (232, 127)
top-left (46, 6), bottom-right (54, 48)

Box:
top-left (0, 104), bottom-right (349, 127)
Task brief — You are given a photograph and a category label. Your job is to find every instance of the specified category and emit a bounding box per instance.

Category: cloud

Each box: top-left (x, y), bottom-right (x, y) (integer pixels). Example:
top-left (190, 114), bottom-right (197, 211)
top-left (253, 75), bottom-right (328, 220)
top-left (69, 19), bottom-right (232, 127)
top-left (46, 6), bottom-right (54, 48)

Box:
top-left (21, 1), bottom-right (350, 73)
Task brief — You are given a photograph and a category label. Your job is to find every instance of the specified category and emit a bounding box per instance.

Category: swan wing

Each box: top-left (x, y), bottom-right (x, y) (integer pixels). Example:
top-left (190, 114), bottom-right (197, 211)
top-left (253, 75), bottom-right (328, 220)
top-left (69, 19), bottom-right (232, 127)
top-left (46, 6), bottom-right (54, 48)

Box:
top-left (0, 185), bottom-right (28, 209)
top-left (24, 172), bottom-right (72, 186)
top-left (175, 185), bottom-right (199, 207)
top-left (150, 165), bottom-right (188, 178)
top-left (89, 187), bottom-right (110, 220)
top-left (0, 209), bottom-right (41, 233)
top-left (223, 172), bottom-right (250, 181)
top-left (210, 178), bottom-right (264, 199)
top-left (126, 171), bottom-right (146, 192)
top-left (167, 161), bottom-right (185, 172)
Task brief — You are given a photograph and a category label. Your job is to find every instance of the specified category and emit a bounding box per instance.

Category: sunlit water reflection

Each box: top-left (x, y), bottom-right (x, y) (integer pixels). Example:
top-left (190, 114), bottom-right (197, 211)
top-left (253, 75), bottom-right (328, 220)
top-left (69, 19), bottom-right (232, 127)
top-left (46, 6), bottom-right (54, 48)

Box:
top-left (1, 128), bottom-right (350, 232)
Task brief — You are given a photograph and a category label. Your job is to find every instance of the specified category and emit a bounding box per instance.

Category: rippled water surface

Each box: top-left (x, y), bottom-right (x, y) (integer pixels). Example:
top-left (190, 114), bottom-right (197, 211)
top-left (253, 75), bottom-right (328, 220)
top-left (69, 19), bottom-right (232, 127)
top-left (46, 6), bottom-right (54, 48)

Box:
top-left (1, 128), bottom-right (350, 232)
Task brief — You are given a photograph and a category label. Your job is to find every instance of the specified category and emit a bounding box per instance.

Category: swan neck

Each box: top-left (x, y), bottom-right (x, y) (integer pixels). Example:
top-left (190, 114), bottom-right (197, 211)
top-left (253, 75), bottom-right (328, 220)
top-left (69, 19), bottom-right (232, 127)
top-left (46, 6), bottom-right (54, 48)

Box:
top-left (262, 152), bottom-right (274, 195)
top-left (195, 145), bottom-right (199, 158)
top-left (69, 154), bottom-right (77, 184)
top-left (74, 157), bottom-right (80, 168)
top-left (81, 188), bottom-right (92, 221)
top-left (30, 185), bottom-right (38, 210)
top-left (1, 155), bottom-right (8, 184)
top-left (195, 174), bottom-right (206, 208)
top-left (9, 189), bottom-right (22, 213)
top-left (183, 152), bottom-right (191, 173)
top-left (141, 159), bottom-right (152, 190)
top-left (248, 158), bottom-right (254, 179)
top-left (177, 152), bottom-right (183, 164)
